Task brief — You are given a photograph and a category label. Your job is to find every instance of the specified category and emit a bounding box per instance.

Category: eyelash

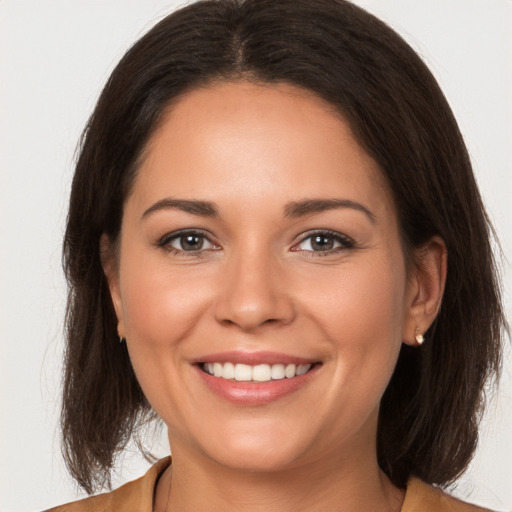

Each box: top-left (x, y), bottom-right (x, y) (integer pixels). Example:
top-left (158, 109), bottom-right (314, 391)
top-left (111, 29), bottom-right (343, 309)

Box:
top-left (157, 229), bottom-right (218, 257)
top-left (157, 229), bottom-right (355, 256)
top-left (292, 230), bottom-right (355, 256)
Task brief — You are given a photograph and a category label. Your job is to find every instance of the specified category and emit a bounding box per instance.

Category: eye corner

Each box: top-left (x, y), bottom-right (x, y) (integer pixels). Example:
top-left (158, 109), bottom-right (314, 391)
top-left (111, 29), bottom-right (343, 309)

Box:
top-left (156, 228), bottom-right (221, 256)
top-left (291, 229), bottom-right (356, 255)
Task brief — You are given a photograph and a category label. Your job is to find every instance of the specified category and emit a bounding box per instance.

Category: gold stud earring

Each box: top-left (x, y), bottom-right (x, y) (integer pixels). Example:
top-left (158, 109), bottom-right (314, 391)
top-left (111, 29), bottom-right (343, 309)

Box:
top-left (415, 328), bottom-right (424, 345)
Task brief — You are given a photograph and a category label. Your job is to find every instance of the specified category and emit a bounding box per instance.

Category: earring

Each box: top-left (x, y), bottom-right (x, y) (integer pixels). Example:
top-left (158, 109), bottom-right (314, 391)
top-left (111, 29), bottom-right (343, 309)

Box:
top-left (415, 328), bottom-right (424, 345)
top-left (119, 336), bottom-right (125, 344)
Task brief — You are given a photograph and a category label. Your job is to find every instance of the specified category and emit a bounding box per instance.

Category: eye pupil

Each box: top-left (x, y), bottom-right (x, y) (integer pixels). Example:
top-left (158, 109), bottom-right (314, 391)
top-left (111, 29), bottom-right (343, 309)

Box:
top-left (311, 235), bottom-right (334, 251)
top-left (180, 234), bottom-right (203, 250)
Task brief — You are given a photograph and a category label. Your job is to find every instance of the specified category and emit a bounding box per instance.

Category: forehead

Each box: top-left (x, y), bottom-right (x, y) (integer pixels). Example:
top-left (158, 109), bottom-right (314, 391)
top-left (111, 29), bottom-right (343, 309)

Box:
top-left (132, 80), bottom-right (393, 216)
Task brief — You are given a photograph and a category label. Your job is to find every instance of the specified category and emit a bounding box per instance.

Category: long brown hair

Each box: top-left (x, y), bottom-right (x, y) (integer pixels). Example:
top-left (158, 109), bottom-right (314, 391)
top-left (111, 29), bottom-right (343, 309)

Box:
top-left (62, 0), bottom-right (505, 493)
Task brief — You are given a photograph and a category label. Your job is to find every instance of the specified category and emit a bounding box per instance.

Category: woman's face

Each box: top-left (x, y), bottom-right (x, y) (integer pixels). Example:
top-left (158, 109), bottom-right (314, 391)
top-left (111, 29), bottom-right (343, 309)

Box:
top-left (107, 81), bottom-right (421, 472)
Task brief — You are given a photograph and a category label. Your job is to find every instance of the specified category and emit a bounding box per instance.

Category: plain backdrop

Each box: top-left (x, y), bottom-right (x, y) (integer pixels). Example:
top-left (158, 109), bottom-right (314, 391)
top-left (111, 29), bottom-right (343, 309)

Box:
top-left (1, 1), bottom-right (511, 511)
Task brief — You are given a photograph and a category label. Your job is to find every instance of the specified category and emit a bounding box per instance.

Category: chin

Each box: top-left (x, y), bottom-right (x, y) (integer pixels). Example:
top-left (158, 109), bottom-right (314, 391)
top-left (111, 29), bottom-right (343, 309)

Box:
top-left (191, 418), bottom-right (313, 473)
top-left (206, 443), bottom-right (306, 474)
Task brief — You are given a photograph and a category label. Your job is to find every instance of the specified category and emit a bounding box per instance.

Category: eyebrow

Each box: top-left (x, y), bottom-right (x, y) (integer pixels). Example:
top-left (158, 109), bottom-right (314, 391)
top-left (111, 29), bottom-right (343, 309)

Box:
top-left (284, 199), bottom-right (376, 224)
top-left (141, 197), bottom-right (376, 224)
top-left (142, 198), bottom-right (219, 219)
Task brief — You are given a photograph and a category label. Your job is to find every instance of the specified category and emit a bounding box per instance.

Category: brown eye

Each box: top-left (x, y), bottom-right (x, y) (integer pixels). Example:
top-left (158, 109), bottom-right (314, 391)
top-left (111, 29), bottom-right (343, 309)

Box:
top-left (310, 235), bottom-right (334, 251)
top-left (162, 231), bottom-right (217, 253)
top-left (294, 231), bottom-right (354, 253)
top-left (179, 234), bottom-right (204, 251)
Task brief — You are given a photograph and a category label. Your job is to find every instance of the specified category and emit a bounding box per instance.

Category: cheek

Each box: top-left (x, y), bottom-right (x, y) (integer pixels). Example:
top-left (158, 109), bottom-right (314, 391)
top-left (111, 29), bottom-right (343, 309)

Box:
top-left (120, 251), bottom-right (213, 346)
top-left (298, 255), bottom-right (407, 407)
top-left (116, 249), bottom-right (214, 403)
top-left (117, 259), bottom-right (212, 420)
top-left (300, 256), bottom-right (406, 344)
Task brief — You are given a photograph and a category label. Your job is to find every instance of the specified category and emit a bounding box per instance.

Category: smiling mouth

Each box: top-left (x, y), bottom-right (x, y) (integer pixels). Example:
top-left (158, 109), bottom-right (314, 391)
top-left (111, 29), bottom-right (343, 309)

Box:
top-left (200, 362), bottom-right (316, 382)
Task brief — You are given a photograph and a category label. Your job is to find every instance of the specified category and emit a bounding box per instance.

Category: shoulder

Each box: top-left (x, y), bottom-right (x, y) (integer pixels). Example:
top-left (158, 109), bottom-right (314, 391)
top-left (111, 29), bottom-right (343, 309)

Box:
top-left (44, 457), bottom-right (171, 512)
top-left (402, 477), bottom-right (494, 512)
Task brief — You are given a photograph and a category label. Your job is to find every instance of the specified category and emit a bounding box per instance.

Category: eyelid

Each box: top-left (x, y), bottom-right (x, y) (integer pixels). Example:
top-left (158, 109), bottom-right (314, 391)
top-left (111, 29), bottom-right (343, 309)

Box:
top-left (291, 229), bottom-right (355, 253)
top-left (157, 228), bottom-right (220, 254)
top-left (156, 228), bottom-right (354, 256)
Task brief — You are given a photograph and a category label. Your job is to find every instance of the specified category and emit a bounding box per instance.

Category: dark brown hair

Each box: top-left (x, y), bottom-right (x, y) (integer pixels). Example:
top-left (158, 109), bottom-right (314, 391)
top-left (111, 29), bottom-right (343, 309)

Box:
top-left (62, 0), bottom-right (505, 494)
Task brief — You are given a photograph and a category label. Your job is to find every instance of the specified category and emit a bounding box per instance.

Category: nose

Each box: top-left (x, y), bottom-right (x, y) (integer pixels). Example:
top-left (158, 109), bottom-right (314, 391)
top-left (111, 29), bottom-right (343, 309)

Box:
top-left (213, 249), bottom-right (295, 332)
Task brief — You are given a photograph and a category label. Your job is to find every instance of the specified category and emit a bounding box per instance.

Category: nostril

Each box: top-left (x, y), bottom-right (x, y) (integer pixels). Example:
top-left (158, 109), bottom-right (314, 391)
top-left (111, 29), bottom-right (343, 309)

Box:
top-left (214, 296), bottom-right (296, 332)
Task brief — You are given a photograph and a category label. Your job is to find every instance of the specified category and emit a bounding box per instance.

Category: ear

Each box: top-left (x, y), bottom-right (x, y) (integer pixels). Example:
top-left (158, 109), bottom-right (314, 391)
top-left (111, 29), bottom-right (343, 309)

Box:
top-left (402, 236), bottom-right (447, 347)
top-left (100, 233), bottom-right (126, 339)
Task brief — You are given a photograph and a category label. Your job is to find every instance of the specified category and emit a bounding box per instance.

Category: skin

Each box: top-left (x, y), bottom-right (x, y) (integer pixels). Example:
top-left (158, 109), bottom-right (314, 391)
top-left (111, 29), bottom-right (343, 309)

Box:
top-left (102, 80), bottom-right (446, 512)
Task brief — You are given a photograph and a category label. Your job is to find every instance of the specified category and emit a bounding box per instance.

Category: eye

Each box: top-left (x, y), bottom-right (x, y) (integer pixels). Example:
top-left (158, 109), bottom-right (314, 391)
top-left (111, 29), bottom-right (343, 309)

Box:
top-left (159, 230), bottom-right (218, 254)
top-left (292, 231), bottom-right (354, 253)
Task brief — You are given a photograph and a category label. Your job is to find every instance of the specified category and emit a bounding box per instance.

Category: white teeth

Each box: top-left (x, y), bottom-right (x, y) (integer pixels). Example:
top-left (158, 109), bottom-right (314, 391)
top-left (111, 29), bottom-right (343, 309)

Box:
top-left (285, 364), bottom-right (296, 378)
top-left (252, 364), bottom-right (272, 382)
top-left (296, 364), bottom-right (310, 376)
top-left (213, 362), bottom-right (223, 377)
top-left (223, 362), bottom-right (235, 379)
top-left (234, 363), bottom-right (252, 381)
top-left (202, 362), bottom-right (312, 381)
top-left (271, 364), bottom-right (285, 380)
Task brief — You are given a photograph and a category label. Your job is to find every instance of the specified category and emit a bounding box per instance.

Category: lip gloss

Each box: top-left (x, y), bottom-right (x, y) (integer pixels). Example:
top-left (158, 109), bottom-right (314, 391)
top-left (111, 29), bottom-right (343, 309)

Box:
top-left (193, 352), bottom-right (320, 405)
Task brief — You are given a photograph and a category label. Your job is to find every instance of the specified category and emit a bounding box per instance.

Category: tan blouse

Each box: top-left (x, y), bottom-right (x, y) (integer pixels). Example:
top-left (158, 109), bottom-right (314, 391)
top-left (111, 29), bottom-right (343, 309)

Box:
top-left (45, 457), bottom-right (493, 511)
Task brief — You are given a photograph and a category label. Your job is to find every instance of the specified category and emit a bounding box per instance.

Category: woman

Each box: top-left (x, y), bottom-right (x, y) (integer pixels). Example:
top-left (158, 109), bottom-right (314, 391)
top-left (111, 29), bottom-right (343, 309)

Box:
top-left (47, 0), bottom-right (506, 510)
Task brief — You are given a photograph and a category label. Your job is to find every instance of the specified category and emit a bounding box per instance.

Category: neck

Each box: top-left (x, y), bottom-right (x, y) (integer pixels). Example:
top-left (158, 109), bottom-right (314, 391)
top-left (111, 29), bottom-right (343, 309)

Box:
top-left (155, 440), bottom-right (404, 512)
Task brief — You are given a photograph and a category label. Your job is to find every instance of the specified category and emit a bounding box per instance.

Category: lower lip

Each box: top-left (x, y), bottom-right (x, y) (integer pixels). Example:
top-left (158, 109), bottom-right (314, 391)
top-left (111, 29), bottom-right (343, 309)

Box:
top-left (195, 365), bottom-right (320, 405)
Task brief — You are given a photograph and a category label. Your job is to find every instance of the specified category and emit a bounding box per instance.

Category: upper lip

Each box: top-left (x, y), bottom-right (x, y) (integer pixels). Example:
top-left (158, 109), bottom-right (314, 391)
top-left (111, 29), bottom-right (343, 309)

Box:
top-left (192, 351), bottom-right (318, 366)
